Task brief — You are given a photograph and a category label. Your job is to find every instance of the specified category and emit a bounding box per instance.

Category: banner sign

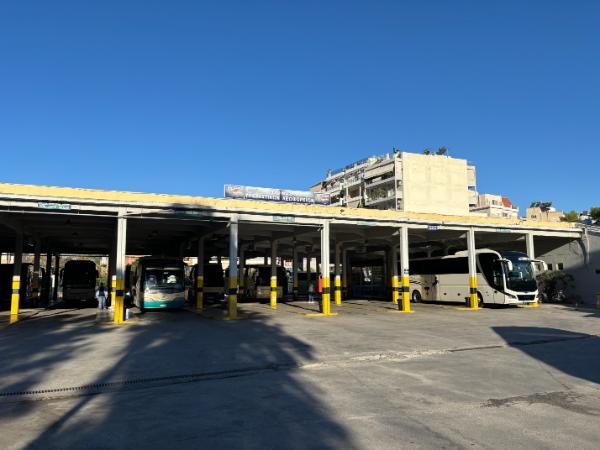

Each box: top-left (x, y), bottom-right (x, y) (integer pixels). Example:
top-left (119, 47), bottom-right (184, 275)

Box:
top-left (224, 185), bottom-right (330, 205)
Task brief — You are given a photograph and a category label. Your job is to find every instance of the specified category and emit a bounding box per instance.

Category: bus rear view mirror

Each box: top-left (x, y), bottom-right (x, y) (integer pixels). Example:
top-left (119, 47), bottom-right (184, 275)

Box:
top-left (530, 259), bottom-right (548, 274)
top-left (500, 259), bottom-right (513, 272)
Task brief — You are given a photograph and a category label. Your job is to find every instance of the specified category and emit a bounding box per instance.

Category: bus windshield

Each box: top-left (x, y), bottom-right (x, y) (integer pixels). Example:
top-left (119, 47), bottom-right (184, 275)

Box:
top-left (64, 262), bottom-right (96, 285)
top-left (145, 268), bottom-right (184, 290)
top-left (502, 252), bottom-right (537, 292)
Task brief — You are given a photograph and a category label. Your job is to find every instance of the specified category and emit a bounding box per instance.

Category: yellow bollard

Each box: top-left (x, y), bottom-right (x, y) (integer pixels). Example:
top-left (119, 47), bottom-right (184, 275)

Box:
top-left (322, 276), bottom-right (331, 315)
top-left (111, 275), bottom-right (117, 310)
top-left (334, 275), bottom-right (342, 305)
top-left (113, 277), bottom-right (125, 324)
top-left (10, 275), bottom-right (20, 322)
top-left (400, 275), bottom-right (411, 312)
top-left (270, 276), bottom-right (277, 309)
top-left (196, 275), bottom-right (204, 311)
top-left (293, 274), bottom-right (299, 300)
top-left (469, 276), bottom-right (479, 310)
top-left (228, 275), bottom-right (238, 319)
top-left (392, 275), bottom-right (399, 304)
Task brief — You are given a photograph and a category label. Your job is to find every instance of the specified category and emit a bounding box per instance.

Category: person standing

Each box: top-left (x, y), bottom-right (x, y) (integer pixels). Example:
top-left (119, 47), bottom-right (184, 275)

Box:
top-left (95, 283), bottom-right (108, 310)
top-left (308, 280), bottom-right (315, 304)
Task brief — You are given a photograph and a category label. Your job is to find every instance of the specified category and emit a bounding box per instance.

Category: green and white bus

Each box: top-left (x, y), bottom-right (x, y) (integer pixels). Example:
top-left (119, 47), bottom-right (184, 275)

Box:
top-left (130, 257), bottom-right (186, 310)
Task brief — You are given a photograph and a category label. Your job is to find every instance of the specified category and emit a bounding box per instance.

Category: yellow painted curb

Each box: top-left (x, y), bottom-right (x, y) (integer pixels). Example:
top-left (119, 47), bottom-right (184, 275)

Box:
top-left (304, 312), bottom-right (338, 317)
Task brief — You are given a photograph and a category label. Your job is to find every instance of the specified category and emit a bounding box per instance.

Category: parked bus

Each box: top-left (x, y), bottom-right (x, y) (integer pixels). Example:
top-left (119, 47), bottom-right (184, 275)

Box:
top-left (350, 262), bottom-right (385, 299)
top-left (62, 260), bottom-right (97, 307)
top-left (130, 257), bottom-right (186, 310)
top-left (188, 263), bottom-right (225, 301)
top-left (409, 249), bottom-right (540, 306)
top-left (295, 271), bottom-right (309, 298)
top-left (244, 265), bottom-right (288, 299)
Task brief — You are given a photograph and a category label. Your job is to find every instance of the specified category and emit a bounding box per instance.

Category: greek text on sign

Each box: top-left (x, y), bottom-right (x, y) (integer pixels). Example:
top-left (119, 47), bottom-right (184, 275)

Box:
top-left (224, 185), bottom-right (330, 205)
top-left (37, 202), bottom-right (72, 211)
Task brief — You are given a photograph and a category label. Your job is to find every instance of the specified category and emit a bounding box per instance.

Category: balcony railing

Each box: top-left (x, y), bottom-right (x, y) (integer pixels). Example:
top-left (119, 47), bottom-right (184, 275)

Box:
top-left (365, 176), bottom-right (395, 188)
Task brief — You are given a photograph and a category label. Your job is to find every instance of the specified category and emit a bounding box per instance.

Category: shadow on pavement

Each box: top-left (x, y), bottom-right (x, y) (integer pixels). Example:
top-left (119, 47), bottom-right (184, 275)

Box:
top-left (492, 326), bottom-right (600, 385)
top-left (0, 308), bottom-right (353, 449)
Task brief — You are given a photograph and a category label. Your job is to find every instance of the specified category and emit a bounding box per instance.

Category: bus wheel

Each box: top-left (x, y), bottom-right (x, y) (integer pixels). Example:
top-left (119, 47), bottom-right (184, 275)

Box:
top-left (477, 292), bottom-right (484, 308)
top-left (412, 290), bottom-right (422, 303)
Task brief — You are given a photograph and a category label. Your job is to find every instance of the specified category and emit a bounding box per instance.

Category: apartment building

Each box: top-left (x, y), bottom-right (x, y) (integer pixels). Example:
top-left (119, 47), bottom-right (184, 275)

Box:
top-left (470, 194), bottom-right (519, 219)
top-left (310, 151), bottom-right (478, 216)
top-left (526, 202), bottom-right (565, 222)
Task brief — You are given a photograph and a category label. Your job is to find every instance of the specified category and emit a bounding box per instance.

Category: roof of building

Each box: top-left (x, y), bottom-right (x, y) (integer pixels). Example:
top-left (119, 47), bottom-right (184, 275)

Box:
top-left (0, 182), bottom-right (577, 230)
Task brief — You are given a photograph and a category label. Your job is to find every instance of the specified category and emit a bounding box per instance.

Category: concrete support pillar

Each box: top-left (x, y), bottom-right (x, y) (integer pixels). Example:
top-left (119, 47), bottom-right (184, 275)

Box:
top-left (306, 255), bottom-right (312, 298)
top-left (391, 244), bottom-right (399, 304)
top-left (467, 228), bottom-right (478, 310)
top-left (342, 248), bottom-right (348, 299)
top-left (320, 222), bottom-right (332, 315)
top-left (196, 236), bottom-right (205, 311)
top-left (383, 248), bottom-right (389, 300)
top-left (525, 233), bottom-right (535, 260)
top-left (113, 215), bottom-right (127, 324)
top-left (53, 254), bottom-right (60, 304)
top-left (32, 239), bottom-right (41, 307)
top-left (270, 240), bottom-right (278, 309)
top-left (334, 242), bottom-right (342, 305)
top-left (239, 245), bottom-right (246, 299)
top-left (524, 232), bottom-right (541, 307)
top-left (227, 219), bottom-right (238, 319)
top-left (10, 229), bottom-right (23, 322)
top-left (399, 226), bottom-right (411, 313)
top-left (108, 231), bottom-right (116, 308)
top-left (44, 251), bottom-right (52, 305)
top-left (292, 245), bottom-right (299, 300)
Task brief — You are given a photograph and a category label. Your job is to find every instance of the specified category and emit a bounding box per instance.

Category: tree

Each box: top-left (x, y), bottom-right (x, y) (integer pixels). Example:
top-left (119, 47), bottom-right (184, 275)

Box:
top-left (590, 206), bottom-right (600, 223)
top-left (561, 210), bottom-right (579, 222)
top-left (536, 271), bottom-right (575, 303)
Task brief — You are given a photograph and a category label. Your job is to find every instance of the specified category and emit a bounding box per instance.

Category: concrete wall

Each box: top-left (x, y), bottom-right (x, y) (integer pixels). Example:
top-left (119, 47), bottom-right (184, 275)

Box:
top-left (401, 152), bottom-right (469, 216)
top-left (538, 229), bottom-right (600, 305)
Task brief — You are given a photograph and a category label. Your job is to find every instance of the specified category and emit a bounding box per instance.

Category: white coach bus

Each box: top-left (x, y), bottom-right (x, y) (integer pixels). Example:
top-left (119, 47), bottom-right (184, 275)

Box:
top-left (409, 249), bottom-right (544, 306)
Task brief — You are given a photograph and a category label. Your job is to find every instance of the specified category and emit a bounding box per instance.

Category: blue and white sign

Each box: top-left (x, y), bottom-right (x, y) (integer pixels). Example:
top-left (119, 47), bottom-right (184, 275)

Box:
top-left (224, 185), bottom-right (330, 205)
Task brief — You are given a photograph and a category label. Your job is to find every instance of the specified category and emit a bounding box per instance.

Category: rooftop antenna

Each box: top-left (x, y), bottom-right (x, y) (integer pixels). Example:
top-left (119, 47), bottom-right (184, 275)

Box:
top-left (436, 146), bottom-right (448, 156)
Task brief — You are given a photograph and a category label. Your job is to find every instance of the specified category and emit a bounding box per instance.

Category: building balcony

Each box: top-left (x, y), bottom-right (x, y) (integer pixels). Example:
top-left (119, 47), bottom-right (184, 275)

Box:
top-left (344, 177), bottom-right (362, 188)
top-left (365, 194), bottom-right (396, 206)
top-left (364, 176), bottom-right (395, 188)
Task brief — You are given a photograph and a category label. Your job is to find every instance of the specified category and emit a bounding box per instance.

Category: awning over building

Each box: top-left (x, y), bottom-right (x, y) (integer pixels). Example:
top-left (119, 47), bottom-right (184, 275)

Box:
top-left (364, 162), bottom-right (394, 179)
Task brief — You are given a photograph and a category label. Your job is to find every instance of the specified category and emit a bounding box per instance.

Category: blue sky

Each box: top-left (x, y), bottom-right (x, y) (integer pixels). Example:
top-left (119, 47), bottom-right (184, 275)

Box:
top-left (1, 1), bottom-right (598, 213)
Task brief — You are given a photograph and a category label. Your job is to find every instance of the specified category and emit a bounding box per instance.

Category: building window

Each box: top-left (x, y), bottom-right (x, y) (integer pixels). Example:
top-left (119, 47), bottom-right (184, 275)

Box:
top-left (557, 263), bottom-right (564, 271)
top-left (547, 264), bottom-right (553, 271)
